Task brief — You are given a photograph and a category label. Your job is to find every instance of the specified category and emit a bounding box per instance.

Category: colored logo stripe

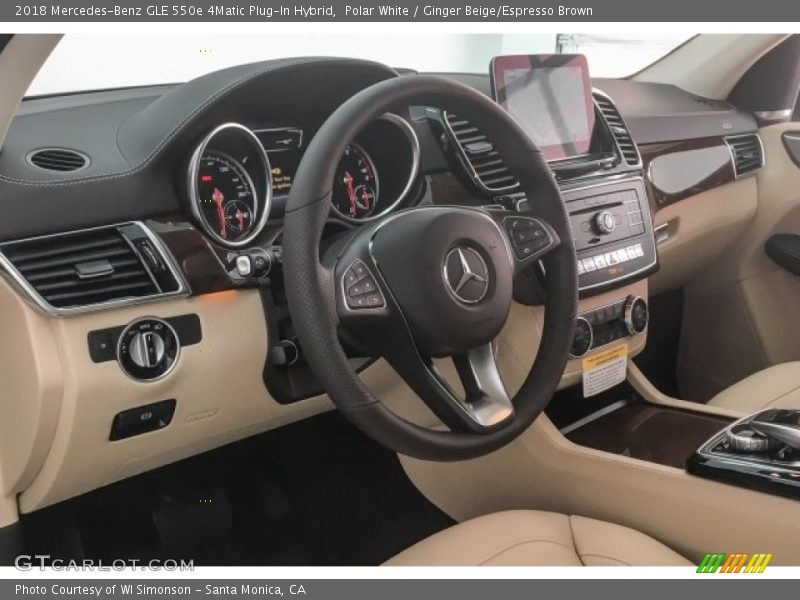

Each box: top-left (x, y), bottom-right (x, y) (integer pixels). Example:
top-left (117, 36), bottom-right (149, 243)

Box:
top-left (697, 553), bottom-right (772, 573)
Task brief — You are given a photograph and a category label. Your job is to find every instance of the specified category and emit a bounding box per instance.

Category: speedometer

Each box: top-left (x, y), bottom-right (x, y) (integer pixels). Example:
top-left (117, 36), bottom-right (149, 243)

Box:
top-left (188, 122), bottom-right (272, 248)
top-left (196, 152), bottom-right (256, 243)
top-left (331, 144), bottom-right (380, 220)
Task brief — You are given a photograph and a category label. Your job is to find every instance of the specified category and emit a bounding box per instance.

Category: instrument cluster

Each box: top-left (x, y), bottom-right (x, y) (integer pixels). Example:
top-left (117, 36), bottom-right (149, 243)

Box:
top-left (186, 114), bottom-right (421, 247)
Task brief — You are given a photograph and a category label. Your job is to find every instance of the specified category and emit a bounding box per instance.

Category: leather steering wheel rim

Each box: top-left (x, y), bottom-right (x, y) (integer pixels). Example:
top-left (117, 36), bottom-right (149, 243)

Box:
top-left (283, 74), bottom-right (578, 461)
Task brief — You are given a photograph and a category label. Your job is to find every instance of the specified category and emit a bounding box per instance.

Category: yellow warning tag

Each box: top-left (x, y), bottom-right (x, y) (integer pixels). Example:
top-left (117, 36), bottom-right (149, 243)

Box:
top-left (582, 343), bottom-right (628, 397)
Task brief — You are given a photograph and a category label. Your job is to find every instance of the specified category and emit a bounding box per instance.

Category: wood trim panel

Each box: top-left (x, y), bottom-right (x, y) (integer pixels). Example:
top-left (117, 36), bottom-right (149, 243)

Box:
top-left (641, 137), bottom-right (736, 209)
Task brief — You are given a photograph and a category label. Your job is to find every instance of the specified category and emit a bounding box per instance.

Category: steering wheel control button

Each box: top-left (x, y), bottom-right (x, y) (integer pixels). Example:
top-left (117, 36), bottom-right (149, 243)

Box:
top-left (503, 217), bottom-right (553, 260)
top-left (343, 260), bottom-right (385, 310)
top-left (624, 296), bottom-right (649, 335)
top-left (117, 318), bottom-right (180, 381)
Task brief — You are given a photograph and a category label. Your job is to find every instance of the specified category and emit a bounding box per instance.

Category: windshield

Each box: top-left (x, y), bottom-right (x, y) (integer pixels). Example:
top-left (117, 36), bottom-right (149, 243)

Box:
top-left (27, 33), bottom-right (692, 97)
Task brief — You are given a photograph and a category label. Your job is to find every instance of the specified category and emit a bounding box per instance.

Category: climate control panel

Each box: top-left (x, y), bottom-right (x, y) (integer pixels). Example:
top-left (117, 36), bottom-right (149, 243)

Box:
top-left (570, 295), bottom-right (648, 358)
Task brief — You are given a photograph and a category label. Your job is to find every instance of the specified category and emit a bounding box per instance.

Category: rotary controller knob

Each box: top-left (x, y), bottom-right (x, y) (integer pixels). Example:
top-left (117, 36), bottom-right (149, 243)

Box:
top-left (624, 296), bottom-right (648, 335)
top-left (594, 210), bottom-right (616, 235)
top-left (725, 422), bottom-right (779, 453)
top-left (117, 318), bottom-right (180, 381)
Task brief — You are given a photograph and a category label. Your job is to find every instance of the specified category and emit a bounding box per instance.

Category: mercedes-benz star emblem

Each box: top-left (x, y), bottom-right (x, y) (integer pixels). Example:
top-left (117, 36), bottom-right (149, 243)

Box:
top-left (443, 246), bottom-right (490, 304)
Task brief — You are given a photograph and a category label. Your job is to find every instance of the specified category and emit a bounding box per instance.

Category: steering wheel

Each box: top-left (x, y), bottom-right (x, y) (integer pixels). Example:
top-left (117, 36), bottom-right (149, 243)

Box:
top-left (283, 74), bottom-right (578, 461)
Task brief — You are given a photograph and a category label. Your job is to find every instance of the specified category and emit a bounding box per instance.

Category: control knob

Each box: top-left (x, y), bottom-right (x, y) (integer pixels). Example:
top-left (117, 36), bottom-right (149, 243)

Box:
top-left (594, 210), bottom-right (616, 235)
top-left (623, 296), bottom-right (648, 335)
top-left (570, 316), bottom-right (594, 358)
top-left (117, 318), bottom-right (180, 381)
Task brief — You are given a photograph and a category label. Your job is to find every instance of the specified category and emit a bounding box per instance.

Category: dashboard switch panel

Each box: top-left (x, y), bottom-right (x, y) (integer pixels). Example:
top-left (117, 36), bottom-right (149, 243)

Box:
top-left (109, 399), bottom-right (176, 441)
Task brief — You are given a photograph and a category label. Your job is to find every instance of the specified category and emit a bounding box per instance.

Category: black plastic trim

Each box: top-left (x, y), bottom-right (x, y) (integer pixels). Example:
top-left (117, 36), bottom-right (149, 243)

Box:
top-left (87, 313), bottom-right (202, 363)
top-left (765, 234), bottom-right (800, 277)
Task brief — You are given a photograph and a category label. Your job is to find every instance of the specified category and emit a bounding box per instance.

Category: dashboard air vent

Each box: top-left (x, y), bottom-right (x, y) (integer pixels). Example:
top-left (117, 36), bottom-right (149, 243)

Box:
top-left (444, 112), bottom-right (519, 193)
top-left (0, 224), bottom-right (182, 311)
top-left (593, 93), bottom-right (641, 166)
top-left (726, 134), bottom-right (764, 177)
top-left (28, 148), bottom-right (89, 172)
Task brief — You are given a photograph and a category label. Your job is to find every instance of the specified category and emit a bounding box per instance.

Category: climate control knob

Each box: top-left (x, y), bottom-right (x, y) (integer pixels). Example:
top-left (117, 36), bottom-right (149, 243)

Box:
top-left (117, 318), bottom-right (180, 381)
top-left (624, 296), bottom-right (649, 335)
top-left (570, 316), bottom-right (594, 358)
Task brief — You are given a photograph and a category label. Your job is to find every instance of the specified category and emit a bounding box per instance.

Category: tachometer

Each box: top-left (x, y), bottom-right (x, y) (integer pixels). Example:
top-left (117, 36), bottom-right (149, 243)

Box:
top-left (331, 144), bottom-right (380, 220)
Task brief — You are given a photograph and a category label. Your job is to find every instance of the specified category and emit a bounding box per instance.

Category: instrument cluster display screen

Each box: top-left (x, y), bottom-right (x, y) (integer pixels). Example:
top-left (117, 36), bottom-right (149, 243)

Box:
top-left (491, 54), bottom-right (595, 162)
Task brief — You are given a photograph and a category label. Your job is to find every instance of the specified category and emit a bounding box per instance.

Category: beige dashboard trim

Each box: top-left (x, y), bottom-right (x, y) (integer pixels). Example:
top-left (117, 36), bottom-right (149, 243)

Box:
top-left (0, 277), bottom-right (63, 526)
top-left (13, 288), bottom-right (335, 513)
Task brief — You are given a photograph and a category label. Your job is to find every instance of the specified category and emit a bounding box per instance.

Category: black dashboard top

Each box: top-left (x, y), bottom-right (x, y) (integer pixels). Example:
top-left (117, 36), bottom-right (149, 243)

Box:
top-left (0, 57), bottom-right (758, 243)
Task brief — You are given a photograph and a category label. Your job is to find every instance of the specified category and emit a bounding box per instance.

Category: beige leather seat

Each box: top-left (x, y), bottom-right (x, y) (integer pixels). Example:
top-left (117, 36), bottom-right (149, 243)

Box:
top-left (386, 510), bottom-right (691, 566)
top-left (707, 362), bottom-right (800, 413)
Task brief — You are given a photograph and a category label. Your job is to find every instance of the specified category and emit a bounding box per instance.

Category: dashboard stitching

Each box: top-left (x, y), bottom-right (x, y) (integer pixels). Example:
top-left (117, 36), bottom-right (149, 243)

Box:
top-left (0, 57), bottom-right (392, 188)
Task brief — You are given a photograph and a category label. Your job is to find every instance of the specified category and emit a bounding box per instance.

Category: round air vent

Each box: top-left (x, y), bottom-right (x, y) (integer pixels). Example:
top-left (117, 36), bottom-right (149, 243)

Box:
top-left (27, 148), bottom-right (90, 172)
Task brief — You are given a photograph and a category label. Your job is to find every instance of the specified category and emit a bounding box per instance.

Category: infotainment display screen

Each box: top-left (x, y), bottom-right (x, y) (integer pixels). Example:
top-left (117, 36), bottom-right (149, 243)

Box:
top-left (490, 54), bottom-right (595, 162)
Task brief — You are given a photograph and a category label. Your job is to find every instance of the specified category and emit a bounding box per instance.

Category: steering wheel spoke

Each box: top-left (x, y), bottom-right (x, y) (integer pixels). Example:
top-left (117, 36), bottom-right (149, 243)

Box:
top-left (380, 337), bottom-right (514, 434)
top-left (450, 344), bottom-right (515, 428)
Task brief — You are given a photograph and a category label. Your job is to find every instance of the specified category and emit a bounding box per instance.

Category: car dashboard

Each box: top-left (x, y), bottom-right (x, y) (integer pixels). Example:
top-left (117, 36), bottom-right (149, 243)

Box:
top-left (0, 56), bottom-right (762, 514)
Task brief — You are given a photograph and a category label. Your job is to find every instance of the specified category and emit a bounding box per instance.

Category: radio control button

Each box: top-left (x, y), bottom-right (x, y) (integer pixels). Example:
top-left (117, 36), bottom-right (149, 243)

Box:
top-left (582, 258), bottom-right (597, 272)
top-left (594, 255), bottom-right (608, 268)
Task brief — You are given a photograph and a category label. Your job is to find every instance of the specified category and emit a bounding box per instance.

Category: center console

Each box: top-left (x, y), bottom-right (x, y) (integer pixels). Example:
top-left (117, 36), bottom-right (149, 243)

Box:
top-left (688, 409), bottom-right (800, 500)
top-left (486, 54), bottom-right (658, 362)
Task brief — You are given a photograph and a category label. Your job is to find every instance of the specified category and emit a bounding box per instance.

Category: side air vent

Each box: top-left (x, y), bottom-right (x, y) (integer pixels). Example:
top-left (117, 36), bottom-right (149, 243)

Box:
top-left (0, 223), bottom-right (184, 313)
top-left (725, 134), bottom-right (764, 177)
top-left (27, 148), bottom-right (89, 172)
top-left (593, 93), bottom-right (641, 166)
top-left (444, 112), bottom-right (519, 193)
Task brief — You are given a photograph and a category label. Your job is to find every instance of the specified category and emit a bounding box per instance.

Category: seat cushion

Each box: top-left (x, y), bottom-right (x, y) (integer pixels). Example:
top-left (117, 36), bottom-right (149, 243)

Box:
top-left (384, 510), bottom-right (691, 566)
top-left (707, 362), bottom-right (800, 413)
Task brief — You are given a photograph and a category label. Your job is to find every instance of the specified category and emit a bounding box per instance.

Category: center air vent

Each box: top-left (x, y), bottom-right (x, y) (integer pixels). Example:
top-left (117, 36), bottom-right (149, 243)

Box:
top-left (27, 148), bottom-right (89, 172)
top-left (725, 134), bottom-right (764, 177)
top-left (593, 93), bottom-right (641, 166)
top-left (444, 112), bottom-right (519, 193)
top-left (0, 223), bottom-right (184, 312)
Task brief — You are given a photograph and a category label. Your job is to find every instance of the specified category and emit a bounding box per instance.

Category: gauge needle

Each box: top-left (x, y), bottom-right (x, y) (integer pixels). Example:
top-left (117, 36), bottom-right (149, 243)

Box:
top-left (359, 188), bottom-right (372, 210)
top-left (212, 188), bottom-right (227, 238)
top-left (236, 209), bottom-right (245, 232)
top-left (343, 171), bottom-right (357, 217)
